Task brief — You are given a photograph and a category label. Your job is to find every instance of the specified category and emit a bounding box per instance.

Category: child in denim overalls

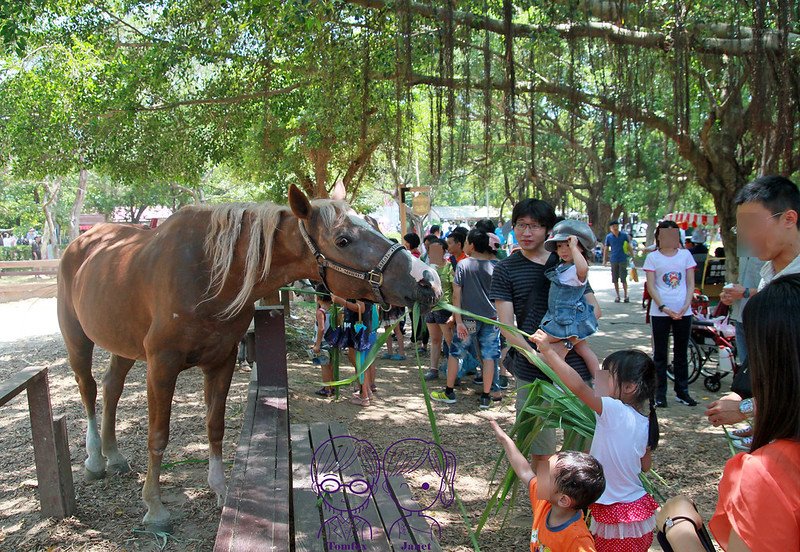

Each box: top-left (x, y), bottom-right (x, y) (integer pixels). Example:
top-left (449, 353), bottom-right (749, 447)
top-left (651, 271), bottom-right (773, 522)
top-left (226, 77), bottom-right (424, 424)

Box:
top-left (539, 220), bottom-right (600, 374)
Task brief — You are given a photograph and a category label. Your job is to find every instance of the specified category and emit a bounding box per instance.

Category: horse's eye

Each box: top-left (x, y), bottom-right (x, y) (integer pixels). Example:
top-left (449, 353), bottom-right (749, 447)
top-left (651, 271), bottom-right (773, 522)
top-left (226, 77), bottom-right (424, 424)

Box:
top-left (335, 236), bottom-right (351, 248)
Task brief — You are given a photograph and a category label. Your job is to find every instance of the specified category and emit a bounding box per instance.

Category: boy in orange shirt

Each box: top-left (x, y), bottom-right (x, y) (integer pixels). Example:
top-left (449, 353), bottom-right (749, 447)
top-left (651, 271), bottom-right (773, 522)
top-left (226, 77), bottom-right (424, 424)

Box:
top-left (490, 420), bottom-right (605, 551)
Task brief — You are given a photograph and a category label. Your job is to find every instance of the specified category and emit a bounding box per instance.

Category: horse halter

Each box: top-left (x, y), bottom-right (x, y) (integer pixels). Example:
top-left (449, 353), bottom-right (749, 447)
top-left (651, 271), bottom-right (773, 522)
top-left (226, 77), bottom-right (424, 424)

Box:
top-left (297, 220), bottom-right (405, 304)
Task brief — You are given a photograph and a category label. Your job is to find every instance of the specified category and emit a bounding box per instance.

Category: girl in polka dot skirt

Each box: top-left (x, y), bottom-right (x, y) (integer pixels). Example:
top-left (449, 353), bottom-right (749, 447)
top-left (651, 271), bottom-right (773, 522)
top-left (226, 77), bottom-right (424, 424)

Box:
top-left (533, 332), bottom-right (660, 552)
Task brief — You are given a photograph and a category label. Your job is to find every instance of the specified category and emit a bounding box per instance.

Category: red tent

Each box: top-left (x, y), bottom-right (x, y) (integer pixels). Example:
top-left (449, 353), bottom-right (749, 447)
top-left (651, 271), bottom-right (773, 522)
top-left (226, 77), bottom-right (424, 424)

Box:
top-left (663, 212), bottom-right (718, 228)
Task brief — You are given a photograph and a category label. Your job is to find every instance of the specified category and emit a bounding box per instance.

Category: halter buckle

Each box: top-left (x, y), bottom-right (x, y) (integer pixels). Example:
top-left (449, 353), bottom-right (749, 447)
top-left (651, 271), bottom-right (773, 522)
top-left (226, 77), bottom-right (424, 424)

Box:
top-left (367, 271), bottom-right (384, 286)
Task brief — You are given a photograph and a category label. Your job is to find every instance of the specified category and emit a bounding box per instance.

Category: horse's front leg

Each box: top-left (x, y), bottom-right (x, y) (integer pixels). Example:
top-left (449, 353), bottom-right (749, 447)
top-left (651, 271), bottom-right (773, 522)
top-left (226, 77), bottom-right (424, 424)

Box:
top-left (202, 348), bottom-right (237, 506)
top-left (141, 351), bottom-right (181, 532)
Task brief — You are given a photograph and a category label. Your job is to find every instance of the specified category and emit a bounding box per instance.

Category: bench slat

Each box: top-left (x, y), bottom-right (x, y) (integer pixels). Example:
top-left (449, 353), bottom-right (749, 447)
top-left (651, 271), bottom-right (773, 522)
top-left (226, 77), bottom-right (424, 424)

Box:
top-left (385, 476), bottom-right (443, 552)
top-left (309, 422), bottom-right (357, 548)
top-left (215, 385), bottom-right (290, 552)
top-left (327, 421), bottom-right (393, 551)
top-left (290, 423), bottom-right (324, 552)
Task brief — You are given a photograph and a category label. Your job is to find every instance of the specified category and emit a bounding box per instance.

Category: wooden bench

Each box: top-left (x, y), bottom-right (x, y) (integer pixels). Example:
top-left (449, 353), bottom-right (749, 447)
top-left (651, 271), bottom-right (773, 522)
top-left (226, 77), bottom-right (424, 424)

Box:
top-left (215, 306), bottom-right (441, 551)
top-left (0, 259), bottom-right (60, 278)
top-left (0, 365), bottom-right (75, 518)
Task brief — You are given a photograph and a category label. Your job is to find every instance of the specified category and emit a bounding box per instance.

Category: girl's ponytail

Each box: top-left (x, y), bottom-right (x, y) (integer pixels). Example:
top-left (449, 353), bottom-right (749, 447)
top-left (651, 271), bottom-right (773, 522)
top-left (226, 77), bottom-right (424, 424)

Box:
top-left (604, 349), bottom-right (660, 451)
top-left (647, 395), bottom-right (660, 451)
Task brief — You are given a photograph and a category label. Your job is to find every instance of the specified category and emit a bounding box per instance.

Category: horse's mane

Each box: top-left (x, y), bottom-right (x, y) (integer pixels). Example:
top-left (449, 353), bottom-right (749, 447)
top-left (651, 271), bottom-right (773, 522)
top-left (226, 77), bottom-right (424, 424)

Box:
top-left (195, 198), bottom-right (350, 319)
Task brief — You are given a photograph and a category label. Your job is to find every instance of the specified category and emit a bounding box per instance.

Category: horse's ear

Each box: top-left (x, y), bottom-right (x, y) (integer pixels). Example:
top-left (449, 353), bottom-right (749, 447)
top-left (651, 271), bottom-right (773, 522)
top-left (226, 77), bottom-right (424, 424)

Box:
top-left (289, 184), bottom-right (312, 220)
top-left (330, 181), bottom-right (346, 201)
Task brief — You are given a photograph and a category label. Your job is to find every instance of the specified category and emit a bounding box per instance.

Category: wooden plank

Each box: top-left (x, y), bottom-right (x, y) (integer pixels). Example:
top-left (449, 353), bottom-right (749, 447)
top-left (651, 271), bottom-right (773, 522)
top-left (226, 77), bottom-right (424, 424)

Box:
top-left (270, 386), bottom-right (291, 548)
top-left (0, 282), bottom-right (58, 303)
top-left (385, 476), bottom-right (442, 552)
top-left (254, 306), bottom-right (288, 388)
top-left (218, 386), bottom-right (290, 552)
top-left (227, 385), bottom-right (290, 549)
top-left (309, 422), bottom-right (359, 548)
top-left (369, 476), bottom-right (408, 551)
top-left (215, 382), bottom-right (259, 551)
top-left (0, 260), bottom-right (60, 269)
top-left (290, 424), bottom-right (324, 552)
top-left (26, 368), bottom-right (73, 518)
top-left (327, 421), bottom-right (392, 551)
top-left (52, 415), bottom-right (76, 517)
top-left (0, 365), bottom-right (48, 407)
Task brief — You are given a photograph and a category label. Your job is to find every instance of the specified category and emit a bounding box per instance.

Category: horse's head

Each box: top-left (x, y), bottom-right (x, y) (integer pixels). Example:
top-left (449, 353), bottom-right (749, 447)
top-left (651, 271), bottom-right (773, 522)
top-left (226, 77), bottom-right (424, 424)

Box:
top-left (288, 185), bottom-right (442, 309)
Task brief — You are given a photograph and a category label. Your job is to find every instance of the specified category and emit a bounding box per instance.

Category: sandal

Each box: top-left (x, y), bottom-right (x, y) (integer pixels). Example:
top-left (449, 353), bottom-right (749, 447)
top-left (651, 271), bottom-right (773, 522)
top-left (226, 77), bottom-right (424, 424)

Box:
top-left (731, 425), bottom-right (752, 438)
top-left (349, 395), bottom-right (370, 407)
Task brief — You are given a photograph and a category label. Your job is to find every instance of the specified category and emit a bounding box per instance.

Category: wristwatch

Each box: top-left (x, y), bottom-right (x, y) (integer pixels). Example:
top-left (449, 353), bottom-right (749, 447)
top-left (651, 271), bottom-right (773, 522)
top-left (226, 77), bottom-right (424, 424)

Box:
top-left (658, 304), bottom-right (666, 312)
top-left (743, 287), bottom-right (751, 299)
top-left (739, 398), bottom-right (755, 417)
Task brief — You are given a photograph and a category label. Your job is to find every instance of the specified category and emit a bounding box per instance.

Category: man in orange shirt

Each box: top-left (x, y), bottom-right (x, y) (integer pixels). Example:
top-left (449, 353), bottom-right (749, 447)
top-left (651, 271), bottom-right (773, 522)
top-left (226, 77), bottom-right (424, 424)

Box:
top-left (491, 420), bottom-right (605, 551)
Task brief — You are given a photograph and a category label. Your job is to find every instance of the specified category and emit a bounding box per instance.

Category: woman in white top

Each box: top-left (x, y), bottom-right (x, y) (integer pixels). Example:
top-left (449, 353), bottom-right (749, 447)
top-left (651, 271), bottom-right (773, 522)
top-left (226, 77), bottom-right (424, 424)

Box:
top-left (643, 220), bottom-right (697, 407)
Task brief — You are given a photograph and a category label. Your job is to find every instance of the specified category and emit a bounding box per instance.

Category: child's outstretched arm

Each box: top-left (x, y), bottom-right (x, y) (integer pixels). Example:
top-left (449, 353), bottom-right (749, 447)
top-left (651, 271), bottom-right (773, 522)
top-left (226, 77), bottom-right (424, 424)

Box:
top-left (489, 420), bottom-right (535, 485)
top-left (531, 330), bottom-right (603, 414)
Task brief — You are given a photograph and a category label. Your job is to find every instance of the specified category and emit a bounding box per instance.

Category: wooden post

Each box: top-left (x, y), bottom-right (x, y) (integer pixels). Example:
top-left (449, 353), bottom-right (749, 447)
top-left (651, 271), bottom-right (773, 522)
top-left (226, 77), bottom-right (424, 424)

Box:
top-left (25, 369), bottom-right (75, 518)
top-left (254, 306), bottom-right (288, 388)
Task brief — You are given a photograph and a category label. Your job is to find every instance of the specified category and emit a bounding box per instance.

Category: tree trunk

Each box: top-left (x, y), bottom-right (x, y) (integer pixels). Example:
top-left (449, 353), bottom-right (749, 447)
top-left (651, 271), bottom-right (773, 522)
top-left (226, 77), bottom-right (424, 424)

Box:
top-left (69, 168), bottom-right (89, 242)
top-left (42, 177), bottom-right (62, 258)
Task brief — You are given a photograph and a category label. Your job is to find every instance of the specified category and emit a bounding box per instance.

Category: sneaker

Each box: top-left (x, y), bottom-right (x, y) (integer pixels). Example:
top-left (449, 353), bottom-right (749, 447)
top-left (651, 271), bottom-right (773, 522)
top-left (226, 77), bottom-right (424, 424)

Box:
top-left (675, 393), bottom-right (698, 406)
top-left (498, 375), bottom-right (510, 390)
top-left (479, 396), bottom-right (491, 409)
top-left (655, 398), bottom-right (668, 408)
top-left (473, 374), bottom-right (483, 385)
top-left (390, 354), bottom-right (406, 361)
top-left (430, 390), bottom-right (456, 404)
top-left (423, 369), bottom-right (439, 381)
top-left (614, 297), bottom-right (621, 303)
top-left (380, 352), bottom-right (393, 360)
top-left (624, 297), bottom-right (630, 303)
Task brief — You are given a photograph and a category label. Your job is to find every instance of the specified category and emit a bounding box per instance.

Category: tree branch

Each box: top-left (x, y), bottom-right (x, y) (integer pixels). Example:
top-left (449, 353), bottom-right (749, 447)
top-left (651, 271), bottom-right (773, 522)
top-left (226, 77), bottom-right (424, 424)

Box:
top-left (96, 84), bottom-right (303, 118)
top-left (345, 0), bottom-right (799, 57)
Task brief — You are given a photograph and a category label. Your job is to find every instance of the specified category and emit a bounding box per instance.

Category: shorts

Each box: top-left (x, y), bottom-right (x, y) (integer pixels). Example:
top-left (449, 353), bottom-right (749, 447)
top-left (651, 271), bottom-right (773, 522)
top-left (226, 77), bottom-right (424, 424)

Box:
top-left (449, 319), bottom-right (501, 361)
top-left (425, 309), bottom-right (450, 325)
top-left (611, 261), bottom-right (628, 283)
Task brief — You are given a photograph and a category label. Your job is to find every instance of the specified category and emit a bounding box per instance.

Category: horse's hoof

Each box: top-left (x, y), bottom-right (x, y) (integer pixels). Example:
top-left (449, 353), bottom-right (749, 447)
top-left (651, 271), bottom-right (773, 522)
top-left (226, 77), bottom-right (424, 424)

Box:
top-left (107, 461), bottom-right (131, 475)
top-left (84, 466), bottom-right (106, 481)
top-left (144, 520), bottom-right (174, 534)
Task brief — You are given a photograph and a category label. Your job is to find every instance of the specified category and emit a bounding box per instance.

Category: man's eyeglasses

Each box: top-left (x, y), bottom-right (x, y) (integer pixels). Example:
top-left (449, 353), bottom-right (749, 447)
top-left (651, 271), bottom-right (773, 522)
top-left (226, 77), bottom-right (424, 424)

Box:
top-left (731, 211), bottom-right (785, 235)
top-left (514, 222), bottom-right (546, 233)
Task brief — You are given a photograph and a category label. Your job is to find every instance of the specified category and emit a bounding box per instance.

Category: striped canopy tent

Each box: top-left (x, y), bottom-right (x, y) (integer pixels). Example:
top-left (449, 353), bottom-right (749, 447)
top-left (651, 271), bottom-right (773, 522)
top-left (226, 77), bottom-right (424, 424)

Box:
top-left (663, 212), bottom-right (719, 228)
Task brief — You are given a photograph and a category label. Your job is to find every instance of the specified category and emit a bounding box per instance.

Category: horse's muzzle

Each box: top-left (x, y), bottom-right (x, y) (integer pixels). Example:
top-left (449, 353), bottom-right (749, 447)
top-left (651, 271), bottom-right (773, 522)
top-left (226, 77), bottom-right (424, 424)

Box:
top-left (414, 269), bottom-right (442, 310)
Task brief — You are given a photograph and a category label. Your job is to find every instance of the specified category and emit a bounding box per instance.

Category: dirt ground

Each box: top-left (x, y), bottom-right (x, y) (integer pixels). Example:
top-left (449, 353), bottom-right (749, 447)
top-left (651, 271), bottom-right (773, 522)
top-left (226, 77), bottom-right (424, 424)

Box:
top-left (0, 269), bottom-right (732, 551)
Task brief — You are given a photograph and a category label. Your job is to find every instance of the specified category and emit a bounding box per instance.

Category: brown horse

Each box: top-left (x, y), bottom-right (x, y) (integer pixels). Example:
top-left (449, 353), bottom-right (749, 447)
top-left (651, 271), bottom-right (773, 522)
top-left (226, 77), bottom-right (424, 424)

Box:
top-left (57, 185), bottom-right (441, 530)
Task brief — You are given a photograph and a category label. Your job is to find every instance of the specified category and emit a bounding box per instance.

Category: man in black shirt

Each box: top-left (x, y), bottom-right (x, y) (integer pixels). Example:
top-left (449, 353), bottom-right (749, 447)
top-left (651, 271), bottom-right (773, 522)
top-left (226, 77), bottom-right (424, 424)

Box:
top-left (490, 199), bottom-right (601, 460)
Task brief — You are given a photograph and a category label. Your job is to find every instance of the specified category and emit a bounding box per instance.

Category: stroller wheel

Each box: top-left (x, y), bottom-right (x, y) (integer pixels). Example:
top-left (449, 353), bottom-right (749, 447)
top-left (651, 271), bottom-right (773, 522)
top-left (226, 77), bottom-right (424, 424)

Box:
top-left (704, 375), bottom-right (722, 392)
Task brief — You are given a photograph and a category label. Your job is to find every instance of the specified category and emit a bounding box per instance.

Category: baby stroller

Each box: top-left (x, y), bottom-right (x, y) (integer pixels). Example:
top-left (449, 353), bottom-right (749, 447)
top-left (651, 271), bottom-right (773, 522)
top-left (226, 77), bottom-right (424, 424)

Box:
top-left (665, 292), bottom-right (740, 392)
